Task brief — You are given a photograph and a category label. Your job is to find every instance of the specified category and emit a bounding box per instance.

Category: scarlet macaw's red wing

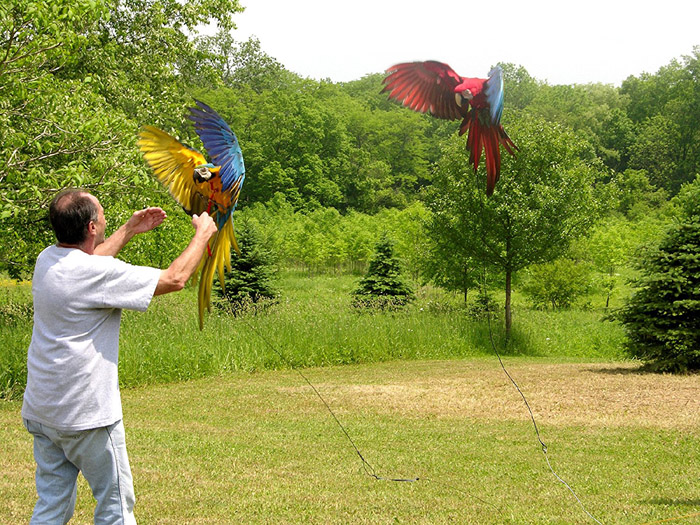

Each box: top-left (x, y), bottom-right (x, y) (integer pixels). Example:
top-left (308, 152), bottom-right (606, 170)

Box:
top-left (382, 61), bottom-right (517, 196)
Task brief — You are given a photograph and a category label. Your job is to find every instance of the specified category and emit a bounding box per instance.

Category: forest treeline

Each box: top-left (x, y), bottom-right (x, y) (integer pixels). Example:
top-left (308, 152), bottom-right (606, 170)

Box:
top-left (1, 1), bottom-right (698, 292)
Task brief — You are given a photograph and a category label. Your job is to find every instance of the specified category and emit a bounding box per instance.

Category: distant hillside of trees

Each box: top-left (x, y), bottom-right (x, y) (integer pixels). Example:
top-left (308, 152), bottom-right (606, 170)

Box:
top-left (1, 1), bottom-right (698, 282)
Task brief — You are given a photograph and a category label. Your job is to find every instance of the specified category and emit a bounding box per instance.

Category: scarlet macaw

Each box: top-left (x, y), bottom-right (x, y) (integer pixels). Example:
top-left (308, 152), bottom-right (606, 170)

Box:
top-left (138, 100), bottom-right (245, 329)
top-left (382, 61), bottom-right (517, 196)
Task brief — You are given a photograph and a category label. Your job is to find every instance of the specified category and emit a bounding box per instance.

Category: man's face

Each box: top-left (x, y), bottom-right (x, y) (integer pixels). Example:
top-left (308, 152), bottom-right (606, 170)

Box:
top-left (88, 194), bottom-right (106, 246)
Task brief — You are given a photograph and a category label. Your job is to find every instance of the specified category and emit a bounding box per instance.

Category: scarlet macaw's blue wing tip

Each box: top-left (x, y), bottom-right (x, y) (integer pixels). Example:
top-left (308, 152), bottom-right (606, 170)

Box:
top-left (485, 66), bottom-right (505, 125)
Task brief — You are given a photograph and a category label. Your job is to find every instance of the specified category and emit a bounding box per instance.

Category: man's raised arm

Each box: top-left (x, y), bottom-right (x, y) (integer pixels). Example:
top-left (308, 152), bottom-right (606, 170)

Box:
top-left (155, 212), bottom-right (218, 296)
top-left (95, 207), bottom-right (167, 256)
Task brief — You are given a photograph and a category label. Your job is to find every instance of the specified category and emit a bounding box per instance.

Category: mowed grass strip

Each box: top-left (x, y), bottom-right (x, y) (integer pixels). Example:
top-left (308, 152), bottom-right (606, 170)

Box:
top-left (1, 359), bottom-right (698, 524)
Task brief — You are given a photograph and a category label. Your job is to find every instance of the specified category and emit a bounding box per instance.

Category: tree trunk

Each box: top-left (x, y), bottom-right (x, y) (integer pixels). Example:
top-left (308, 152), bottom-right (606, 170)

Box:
top-left (505, 269), bottom-right (512, 340)
top-left (463, 265), bottom-right (469, 303)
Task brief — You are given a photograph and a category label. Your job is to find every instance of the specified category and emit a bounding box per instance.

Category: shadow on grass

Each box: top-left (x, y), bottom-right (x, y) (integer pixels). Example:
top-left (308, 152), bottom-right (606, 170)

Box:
top-left (586, 365), bottom-right (649, 375)
top-left (590, 364), bottom-right (700, 376)
top-left (469, 323), bottom-right (541, 357)
top-left (643, 498), bottom-right (700, 507)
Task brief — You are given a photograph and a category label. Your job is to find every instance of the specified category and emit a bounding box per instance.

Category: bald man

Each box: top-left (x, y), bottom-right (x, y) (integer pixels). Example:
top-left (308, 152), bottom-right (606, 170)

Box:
top-left (22, 189), bottom-right (217, 524)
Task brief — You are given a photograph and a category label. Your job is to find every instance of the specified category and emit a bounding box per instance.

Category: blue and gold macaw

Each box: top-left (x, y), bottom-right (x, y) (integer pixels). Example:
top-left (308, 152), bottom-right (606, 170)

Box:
top-left (138, 100), bottom-right (245, 329)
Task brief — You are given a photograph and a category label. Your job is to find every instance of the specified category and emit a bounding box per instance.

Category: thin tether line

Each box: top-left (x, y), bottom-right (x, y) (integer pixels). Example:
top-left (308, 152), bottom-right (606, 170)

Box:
top-left (235, 308), bottom-right (510, 518)
top-left (485, 297), bottom-right (603, 525)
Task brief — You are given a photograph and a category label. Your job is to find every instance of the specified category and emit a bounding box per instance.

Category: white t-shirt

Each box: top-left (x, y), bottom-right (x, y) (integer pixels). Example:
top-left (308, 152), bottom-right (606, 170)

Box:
top-left (22, 245), bottom-right (161, 431)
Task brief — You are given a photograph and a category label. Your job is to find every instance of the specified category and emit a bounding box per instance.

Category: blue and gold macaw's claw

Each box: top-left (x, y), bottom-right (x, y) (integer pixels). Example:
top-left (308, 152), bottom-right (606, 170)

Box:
top-left (138, 100), bottom-right (246, 330)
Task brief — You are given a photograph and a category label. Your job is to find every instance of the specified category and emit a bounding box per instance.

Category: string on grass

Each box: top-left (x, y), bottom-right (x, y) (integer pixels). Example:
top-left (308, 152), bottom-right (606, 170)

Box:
top-left (482, 271), bottom-right (603, 525)
top-left (227, 302), bottom-right (509, 518)
top-left (221, 279), bottom-right (606, 522)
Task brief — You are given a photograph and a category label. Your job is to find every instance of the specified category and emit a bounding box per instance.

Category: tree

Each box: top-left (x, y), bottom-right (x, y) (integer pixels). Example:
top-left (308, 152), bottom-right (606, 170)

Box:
top-left (421, 205), bottom-right (480, 302)
top-left (621, 47), bottom-right (700, 194)
top-left (193, 34), bottom-right (293, 93)
top-left (0, 0), bottom-right (243, 278)
top-left (376, 203), bottom-right (431, 281)
top-left (1, 0), bottom-right (126, 277)
top-left (521, 258), bottom-right (592, 310)
top-left (627, 115), bottom-right (681, 190)
top-left (525, 81), bottom-right (630, 170)
top-left (422, 244), bottom-right (479, 304)
top-left (499, 63), bottom-right (539, 111)
top-left (213, 219), bottom-right (278, 313)
top-left (427, 116), bottom-right (600, 336)
top-left (352, 235), bottom-right (414, 308)
top-left (615, 175), bottom-right (700, 372)
top-left (616, 216), bottom-right (700, 371)
top-left (611, 169), bottom-right (668, 219)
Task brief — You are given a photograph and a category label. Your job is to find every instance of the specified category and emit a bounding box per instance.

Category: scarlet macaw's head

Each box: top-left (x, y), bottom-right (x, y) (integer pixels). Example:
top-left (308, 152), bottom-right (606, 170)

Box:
top-left (454, 89), bottom-right (472, 107)
top-left (454, 78), bottom-right (484, 107)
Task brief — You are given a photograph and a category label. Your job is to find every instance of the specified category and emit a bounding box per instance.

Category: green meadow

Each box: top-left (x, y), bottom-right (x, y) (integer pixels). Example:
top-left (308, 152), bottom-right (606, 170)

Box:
top-left (1, 272), bottom-right (627, 398)
top-left (1, 274), bottom-right (698, 524)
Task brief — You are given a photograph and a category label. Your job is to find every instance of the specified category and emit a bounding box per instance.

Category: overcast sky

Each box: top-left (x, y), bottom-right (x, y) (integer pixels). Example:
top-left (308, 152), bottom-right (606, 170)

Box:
top-left (226, 0), bottom-right (698, 86)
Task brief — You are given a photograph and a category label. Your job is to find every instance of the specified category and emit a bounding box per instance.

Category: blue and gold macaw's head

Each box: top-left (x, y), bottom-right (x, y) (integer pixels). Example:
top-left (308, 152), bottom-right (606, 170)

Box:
top-left (194, 163), bottom-right (216, 183)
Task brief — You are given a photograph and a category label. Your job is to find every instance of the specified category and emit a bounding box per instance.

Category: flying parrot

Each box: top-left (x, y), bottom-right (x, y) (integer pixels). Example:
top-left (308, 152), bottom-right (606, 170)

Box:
top-left (382, 61), bottom-right (517, 196)
top-left (138, 100), bottom-right (245, 329)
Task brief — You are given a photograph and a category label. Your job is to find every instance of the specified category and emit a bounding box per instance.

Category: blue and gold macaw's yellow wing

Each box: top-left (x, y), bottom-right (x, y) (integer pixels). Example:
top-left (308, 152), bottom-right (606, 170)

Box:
top-left (137, 125), bottom-right (212, 216)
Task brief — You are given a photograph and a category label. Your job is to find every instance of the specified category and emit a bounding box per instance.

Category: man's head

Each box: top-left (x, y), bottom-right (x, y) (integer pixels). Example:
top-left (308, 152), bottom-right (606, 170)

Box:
top-left (49, 189), bottom-right (106, 247)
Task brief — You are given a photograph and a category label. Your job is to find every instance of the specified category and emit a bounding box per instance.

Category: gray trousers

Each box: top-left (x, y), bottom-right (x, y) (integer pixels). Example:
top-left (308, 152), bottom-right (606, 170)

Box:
top-left (24, 418), bottom-right (136, 525)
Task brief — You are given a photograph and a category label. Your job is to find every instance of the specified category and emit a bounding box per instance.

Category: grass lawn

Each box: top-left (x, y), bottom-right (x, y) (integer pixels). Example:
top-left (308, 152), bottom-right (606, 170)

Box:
top-left (2, 359), bottom-right (698, 524)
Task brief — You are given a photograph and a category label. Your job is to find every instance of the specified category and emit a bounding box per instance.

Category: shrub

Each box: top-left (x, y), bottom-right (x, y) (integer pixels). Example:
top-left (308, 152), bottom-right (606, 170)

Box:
top-left (0, 300), bottom-right (33, 325)
top-left (213, 220), bottom-right (279, 315)
top-left (521, 258), bottom-right (592, 310)
top-left (468, 287), bottom-right (499, 320)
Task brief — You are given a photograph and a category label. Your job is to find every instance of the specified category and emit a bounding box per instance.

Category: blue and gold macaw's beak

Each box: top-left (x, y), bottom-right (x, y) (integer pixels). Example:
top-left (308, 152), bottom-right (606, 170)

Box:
top-left (194, 163), bottom-right (216, 183)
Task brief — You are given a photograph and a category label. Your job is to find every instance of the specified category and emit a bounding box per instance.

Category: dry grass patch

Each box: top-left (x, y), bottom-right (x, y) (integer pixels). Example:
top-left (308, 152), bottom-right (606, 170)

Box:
top-left (287, 360), bottom-right (699, 430)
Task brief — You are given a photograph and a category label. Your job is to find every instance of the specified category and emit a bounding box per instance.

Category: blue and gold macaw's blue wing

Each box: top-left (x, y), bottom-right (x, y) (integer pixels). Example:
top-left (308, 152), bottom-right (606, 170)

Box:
top-left (188, 100), bottom-right (246, 215)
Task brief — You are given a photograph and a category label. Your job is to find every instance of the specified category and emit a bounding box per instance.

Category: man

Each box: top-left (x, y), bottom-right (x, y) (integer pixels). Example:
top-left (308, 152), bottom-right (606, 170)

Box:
top-left (22, 189), bottom-right (218, 524)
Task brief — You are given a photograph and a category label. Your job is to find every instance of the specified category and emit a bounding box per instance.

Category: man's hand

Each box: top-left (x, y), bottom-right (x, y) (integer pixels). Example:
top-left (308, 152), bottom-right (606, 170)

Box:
top-left (126, 207), bottom-right (167, 235)
top-left (192, 212), bottom-right (218, 240)
top-left (95, 207), bottom-right (167, 256)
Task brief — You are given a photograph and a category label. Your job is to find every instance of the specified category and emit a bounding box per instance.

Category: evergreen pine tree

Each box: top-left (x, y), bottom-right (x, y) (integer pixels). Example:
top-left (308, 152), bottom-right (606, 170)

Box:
top-left (213, 220), bottom-right (278, 314)
top-left (352, 235), bottom-right (414, 308)
top-left (617, 216), bottom-right (700, 372)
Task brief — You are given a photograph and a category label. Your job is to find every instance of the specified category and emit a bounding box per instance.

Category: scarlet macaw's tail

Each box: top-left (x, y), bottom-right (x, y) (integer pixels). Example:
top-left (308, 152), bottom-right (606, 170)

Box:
top-left (460, 112), bottom-right (517, 196)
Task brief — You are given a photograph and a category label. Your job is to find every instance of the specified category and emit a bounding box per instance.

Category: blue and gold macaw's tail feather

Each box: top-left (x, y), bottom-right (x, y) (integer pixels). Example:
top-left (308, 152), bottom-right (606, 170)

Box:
top-left (194, 219), bottom-right (236, 330)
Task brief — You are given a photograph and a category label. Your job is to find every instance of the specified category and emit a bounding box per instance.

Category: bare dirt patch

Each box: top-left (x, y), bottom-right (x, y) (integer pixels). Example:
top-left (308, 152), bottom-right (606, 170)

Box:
top-left (282, 360), bottom-right (700, 430)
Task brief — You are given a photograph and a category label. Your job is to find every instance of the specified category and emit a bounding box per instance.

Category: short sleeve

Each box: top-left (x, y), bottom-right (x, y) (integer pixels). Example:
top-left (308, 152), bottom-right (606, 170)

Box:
top-left (102, 258), bottom-right (161, 311)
